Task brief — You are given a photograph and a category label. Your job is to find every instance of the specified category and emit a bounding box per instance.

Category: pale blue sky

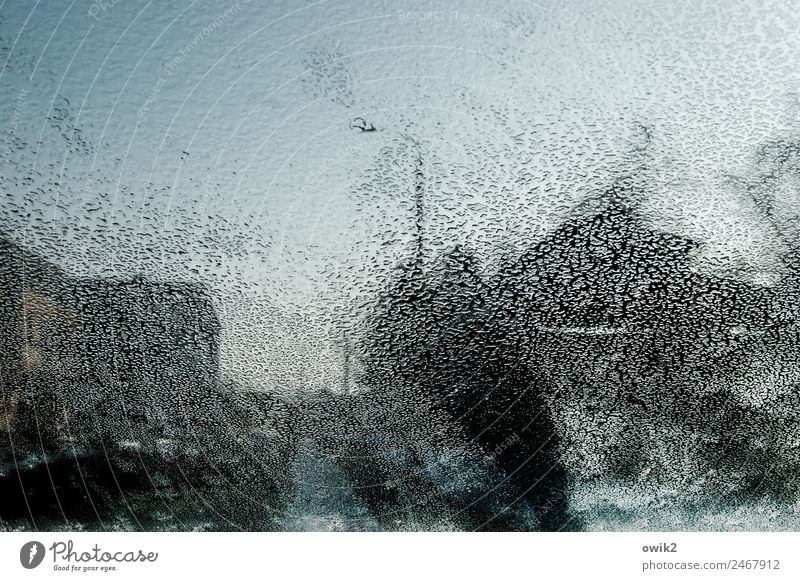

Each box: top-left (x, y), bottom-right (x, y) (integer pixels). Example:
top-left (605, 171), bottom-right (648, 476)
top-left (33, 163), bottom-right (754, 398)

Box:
top-left (2, 0), bottom-right (798, 387)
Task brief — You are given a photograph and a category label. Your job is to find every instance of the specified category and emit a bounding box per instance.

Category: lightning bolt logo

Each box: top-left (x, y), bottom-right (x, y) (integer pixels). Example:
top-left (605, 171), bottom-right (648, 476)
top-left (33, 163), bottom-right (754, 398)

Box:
top-left (20, 541), bottom-right (45, 569)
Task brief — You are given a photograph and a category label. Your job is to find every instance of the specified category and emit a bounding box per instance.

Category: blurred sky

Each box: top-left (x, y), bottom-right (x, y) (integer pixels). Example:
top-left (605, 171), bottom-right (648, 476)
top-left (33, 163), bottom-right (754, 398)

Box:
top-left (2, 0), bottom-right (800, 388)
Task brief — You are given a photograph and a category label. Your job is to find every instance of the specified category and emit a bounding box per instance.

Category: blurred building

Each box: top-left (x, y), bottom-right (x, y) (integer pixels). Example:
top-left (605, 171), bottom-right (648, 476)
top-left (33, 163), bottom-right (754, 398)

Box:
top-left (0, 234), bottom-right (221, 452)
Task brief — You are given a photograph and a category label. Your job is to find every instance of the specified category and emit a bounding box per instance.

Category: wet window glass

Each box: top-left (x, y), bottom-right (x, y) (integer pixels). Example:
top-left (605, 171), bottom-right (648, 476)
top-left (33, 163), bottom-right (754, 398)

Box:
top-left (2, 0), bottom-right (800, 531)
